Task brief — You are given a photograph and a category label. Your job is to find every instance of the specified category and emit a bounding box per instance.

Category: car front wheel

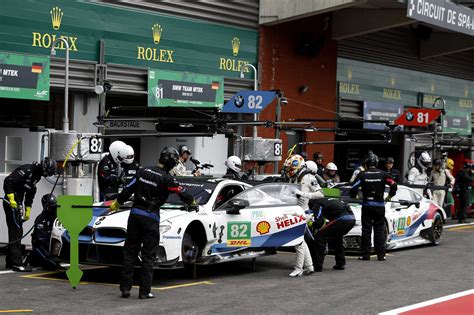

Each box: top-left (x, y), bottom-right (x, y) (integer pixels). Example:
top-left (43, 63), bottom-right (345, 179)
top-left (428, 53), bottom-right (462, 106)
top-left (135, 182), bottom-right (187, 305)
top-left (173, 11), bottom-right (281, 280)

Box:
top-left (429, 213), bottom-right (443, 245)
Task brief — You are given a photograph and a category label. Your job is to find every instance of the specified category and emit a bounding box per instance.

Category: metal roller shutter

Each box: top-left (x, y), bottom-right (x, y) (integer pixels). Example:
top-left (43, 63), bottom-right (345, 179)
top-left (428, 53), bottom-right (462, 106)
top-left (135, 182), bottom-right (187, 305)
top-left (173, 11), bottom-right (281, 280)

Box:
top-left (106, 64), bottom-right (147, 95)
top-left (96, 0), bottom-right (259, 30)
top-left (338, 28), bottom-right (474, 81)
top-left (50, 58), bottom-right (96, 91)
top-left (339, 99), bottom-right (362, 119)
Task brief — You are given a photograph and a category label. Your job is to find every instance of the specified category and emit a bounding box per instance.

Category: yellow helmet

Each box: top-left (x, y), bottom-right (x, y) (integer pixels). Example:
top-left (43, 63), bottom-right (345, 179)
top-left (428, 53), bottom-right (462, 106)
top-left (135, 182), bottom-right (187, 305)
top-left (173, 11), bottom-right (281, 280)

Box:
top-left (446, 158), bottom-right (454, 170)
top-left (284, 154), bottom-right (305, 178)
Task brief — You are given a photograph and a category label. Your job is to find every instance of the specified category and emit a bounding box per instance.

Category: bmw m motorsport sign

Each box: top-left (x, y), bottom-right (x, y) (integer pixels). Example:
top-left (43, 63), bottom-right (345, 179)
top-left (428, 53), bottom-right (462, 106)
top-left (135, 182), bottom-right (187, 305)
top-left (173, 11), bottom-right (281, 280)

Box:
top-left (221, 90), bottom-right (277, 113)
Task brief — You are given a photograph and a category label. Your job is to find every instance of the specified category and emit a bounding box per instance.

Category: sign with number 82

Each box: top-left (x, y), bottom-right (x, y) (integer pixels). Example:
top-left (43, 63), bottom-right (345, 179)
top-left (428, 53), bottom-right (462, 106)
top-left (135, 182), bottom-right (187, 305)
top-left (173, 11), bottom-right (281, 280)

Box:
top-left (227, 222), bottom-right (251, 239)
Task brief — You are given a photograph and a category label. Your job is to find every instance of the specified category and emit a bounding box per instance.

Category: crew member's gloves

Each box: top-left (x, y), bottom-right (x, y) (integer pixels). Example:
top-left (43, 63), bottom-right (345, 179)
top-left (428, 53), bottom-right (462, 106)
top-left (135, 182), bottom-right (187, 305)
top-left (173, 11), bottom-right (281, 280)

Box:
top-left (6, 193), bottom-right (17, 209)
top-left (294, 189), bottom-right (304, 199)
top-left (109, 200), bottom-right (121, 212)
top-left (187, 204), bottom-right (199, 212)
top-left (385, 195), bottom-right (392, 202)
top-left (186, 199), bottom-right (198, 212)
top-left (24, 206), bottom-right (31, 221)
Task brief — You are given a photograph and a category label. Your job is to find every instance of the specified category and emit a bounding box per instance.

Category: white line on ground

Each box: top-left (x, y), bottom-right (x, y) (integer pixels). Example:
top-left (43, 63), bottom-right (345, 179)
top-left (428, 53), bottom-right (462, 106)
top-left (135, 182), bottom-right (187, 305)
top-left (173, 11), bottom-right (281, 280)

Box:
top-left (444, 222), bottom-right (474, 228)
top-left (379, 289), bottom-right (474, 315)
top-left (0, 270), bottom-right (15, 275)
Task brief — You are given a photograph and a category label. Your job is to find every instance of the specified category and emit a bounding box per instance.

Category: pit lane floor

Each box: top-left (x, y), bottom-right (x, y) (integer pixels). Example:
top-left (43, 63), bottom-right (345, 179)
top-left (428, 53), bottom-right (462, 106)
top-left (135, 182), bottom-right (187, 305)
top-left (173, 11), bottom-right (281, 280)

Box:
top-left (0, 221), bottom-right (472, 314)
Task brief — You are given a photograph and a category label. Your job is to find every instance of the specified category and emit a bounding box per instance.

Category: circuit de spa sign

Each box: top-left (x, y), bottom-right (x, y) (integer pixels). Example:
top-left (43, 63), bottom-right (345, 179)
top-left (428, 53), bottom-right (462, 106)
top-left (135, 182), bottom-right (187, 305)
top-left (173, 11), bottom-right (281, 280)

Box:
top-left (407, 0), bottom-right (474, 36)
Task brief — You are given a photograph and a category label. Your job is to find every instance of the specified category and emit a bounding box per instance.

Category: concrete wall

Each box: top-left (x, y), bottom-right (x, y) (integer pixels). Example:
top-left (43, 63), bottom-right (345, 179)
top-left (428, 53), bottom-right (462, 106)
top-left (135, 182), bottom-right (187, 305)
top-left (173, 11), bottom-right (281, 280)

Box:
top-left (72, 94), bottom-right (100, 134)
top-left (260, 0), bottom-right (359, 25)
top-left (0, 128), bottom-right (46, 173)
top-left (257, 13), bottom-right (338, 171)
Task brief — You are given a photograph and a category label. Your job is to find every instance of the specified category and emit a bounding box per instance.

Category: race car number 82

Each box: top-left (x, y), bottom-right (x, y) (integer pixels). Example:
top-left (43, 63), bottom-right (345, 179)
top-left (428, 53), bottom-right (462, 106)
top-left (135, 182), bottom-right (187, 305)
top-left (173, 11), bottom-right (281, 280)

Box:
top-left (227, 222), bottom-right (251, 239)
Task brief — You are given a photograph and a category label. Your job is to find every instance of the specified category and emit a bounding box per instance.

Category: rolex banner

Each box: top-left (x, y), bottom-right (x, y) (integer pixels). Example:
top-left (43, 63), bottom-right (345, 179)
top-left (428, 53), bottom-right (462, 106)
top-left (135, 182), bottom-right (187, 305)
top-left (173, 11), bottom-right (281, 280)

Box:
top-left (148, 69), bottom-right (223, 108)
top-left (0, 52), bottom-right (50, 101)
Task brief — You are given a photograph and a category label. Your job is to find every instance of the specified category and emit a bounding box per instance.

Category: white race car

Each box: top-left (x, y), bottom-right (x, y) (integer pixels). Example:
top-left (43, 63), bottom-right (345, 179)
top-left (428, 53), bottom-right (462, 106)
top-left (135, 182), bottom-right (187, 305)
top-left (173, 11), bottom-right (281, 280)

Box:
top-left (50, 178), bottom-right (306, 268)
top-left (341, 185), bottom-right (446, 251)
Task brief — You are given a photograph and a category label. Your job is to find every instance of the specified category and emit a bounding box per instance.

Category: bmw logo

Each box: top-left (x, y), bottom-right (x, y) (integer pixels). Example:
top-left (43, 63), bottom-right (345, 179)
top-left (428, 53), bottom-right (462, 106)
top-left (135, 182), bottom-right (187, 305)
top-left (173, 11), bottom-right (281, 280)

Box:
top-left (405, 112), bottom-right (414, 121)
top-left (234, 95), bottom-right (244, 108)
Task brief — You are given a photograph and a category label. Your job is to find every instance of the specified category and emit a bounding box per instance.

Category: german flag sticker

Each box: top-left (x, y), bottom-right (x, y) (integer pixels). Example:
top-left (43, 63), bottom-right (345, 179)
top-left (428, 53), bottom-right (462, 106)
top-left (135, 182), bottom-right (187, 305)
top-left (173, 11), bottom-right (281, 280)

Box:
top-left (32, 63), bottom-right (43, 74)
top-left (211, 81), bottom-right (220, 90)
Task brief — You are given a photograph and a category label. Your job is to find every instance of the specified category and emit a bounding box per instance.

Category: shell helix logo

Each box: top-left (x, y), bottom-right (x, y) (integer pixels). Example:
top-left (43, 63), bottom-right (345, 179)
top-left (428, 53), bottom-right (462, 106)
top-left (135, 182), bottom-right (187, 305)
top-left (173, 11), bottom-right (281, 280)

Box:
top-left (232, 37), bottom-right (240, 56)
top-left (50, 6), bottom-right (63, 30)
top-left (152, 24), bottom-right (163, 45)
top-left (256, 221), bottom-right (270, 235)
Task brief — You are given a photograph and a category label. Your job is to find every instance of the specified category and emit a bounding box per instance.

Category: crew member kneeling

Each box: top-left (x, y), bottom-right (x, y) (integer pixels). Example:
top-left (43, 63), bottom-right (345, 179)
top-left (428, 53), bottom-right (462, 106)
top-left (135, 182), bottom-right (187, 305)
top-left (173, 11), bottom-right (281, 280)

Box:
top-left (109, 147), bottom-right (196, 299)
top-left (307, 198), bottom-right (355, 271)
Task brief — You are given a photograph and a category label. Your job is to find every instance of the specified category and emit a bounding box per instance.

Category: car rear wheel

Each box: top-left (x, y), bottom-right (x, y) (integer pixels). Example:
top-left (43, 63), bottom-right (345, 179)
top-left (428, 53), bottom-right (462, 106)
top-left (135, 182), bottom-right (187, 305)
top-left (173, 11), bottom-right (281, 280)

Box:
top-left (429, 213), bottom-right (443, 245)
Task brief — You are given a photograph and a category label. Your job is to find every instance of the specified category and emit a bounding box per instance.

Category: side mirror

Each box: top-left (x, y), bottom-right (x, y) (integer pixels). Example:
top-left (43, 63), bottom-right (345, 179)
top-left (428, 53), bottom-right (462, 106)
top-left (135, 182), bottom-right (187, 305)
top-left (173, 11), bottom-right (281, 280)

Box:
top-left (414, 202), bottom-right (420, 209)
top-left (398, 200), bottom-right (409, 206)
top-left (226, 199), bottom-right (249, 214)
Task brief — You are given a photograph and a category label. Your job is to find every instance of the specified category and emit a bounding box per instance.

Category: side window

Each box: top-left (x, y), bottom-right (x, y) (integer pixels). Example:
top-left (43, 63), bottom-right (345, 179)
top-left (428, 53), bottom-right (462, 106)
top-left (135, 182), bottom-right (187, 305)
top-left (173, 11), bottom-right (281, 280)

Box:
top-left (216, 183), bottom-right (298, 211)
top-left (410, 190), bottom-right (422, 202)
top-left (391, 188), bottom-right (411, 209)
top-left (213, 185), bottom-right (244, 210)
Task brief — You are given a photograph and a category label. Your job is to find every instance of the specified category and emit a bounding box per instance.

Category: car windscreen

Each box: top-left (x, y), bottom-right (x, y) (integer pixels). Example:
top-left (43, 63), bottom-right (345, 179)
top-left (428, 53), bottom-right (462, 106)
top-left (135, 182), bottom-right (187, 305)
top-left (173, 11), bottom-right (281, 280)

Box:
top-left (165, 180), bottom-right (217, 205)
top-left (216, 183), bottom-right (299, 210)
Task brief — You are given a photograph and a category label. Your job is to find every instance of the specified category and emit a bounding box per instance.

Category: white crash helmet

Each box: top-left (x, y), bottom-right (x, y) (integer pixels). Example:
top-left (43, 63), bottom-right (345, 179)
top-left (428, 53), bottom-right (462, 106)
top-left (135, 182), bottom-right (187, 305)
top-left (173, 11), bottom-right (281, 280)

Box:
top-left (109, 140), bottom-right (128, 164)
top-left (326, 162), bottom-right (338, 171)
top-left (225, 156), bottom-right (242, 172)
top-left (305, 160), bottom-right (318, 175)
top-left (417, 151), bottom-right (432, 169)
top-left (123, 145), bottom-right (135, 164)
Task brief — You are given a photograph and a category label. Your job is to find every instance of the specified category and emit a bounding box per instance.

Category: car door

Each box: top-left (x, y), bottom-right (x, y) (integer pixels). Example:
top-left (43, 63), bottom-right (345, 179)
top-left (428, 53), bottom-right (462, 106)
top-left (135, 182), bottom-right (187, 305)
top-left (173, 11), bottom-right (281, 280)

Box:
top-left (212, 183), bottom-right (306, 253)
top-left (390, 187), bottom-right (419, 239)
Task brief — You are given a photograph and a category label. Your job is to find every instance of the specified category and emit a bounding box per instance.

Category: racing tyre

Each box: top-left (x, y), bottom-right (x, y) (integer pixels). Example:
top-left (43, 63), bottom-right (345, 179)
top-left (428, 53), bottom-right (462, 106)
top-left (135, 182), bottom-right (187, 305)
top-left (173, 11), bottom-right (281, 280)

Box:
top-left (182, 233), bottom-right (199, 264)
top-left (429, 213), bottom-right (443, 245)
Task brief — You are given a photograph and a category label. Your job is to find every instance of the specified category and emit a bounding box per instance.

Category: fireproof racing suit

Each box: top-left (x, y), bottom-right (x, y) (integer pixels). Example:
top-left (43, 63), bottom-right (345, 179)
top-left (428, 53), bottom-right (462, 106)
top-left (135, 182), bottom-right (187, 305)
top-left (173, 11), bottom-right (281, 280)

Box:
top-left (307, 198), bottom-right (355, 270)
top-left (407, 166), bottom-right (429, 197)
top-left (290, 169), bottom-right (324, 273)
top-left (29, 211), bottom-right (59, 270)
top-left (116, 166), bottom-right (194, 296)
top-left (98, 154), bottom-right (121, 201)
top-left (122, 161), bottom-right (142, 185)
top-left (3, 163), bottom-right (43, 268)
top-left (350, 167), bottom-right (397, 259)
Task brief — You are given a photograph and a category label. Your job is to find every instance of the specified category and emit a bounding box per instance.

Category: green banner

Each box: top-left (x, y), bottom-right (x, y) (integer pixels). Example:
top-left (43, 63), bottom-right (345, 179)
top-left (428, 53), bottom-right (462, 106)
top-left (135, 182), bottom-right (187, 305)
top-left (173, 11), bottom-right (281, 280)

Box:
top-left (442, 111), bottom-right (472, 135)
top-left (0, 0), bottom-right (257, 78)
top-left (0, 52), bottom-right (50, 101)
top-left (148, 69), bottom-right (224, 108)
top-left (338, 81), bottom-right (418, 106)
top-left (338, 59), bottom-right (474, 108)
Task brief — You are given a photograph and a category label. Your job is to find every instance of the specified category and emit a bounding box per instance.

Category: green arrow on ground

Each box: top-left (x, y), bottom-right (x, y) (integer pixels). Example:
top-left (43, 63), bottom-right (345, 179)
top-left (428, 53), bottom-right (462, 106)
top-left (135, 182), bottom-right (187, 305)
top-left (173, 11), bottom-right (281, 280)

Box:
top-left (57, 195), bottom-right (93, 289)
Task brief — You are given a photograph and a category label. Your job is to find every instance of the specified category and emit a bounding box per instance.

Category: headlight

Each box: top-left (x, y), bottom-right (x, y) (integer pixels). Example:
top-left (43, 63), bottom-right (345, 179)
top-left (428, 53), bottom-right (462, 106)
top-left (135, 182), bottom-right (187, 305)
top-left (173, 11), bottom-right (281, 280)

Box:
top-left (159, 224), bottom-right (171, 234)
top-left (54, 219), bottom-right (65, 231)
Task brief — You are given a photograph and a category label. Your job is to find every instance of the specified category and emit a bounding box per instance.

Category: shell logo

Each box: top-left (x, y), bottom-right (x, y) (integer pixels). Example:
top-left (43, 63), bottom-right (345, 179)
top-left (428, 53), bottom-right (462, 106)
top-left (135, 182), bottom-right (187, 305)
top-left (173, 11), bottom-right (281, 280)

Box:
top-left (256, 221), bottom-right (271, 235)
